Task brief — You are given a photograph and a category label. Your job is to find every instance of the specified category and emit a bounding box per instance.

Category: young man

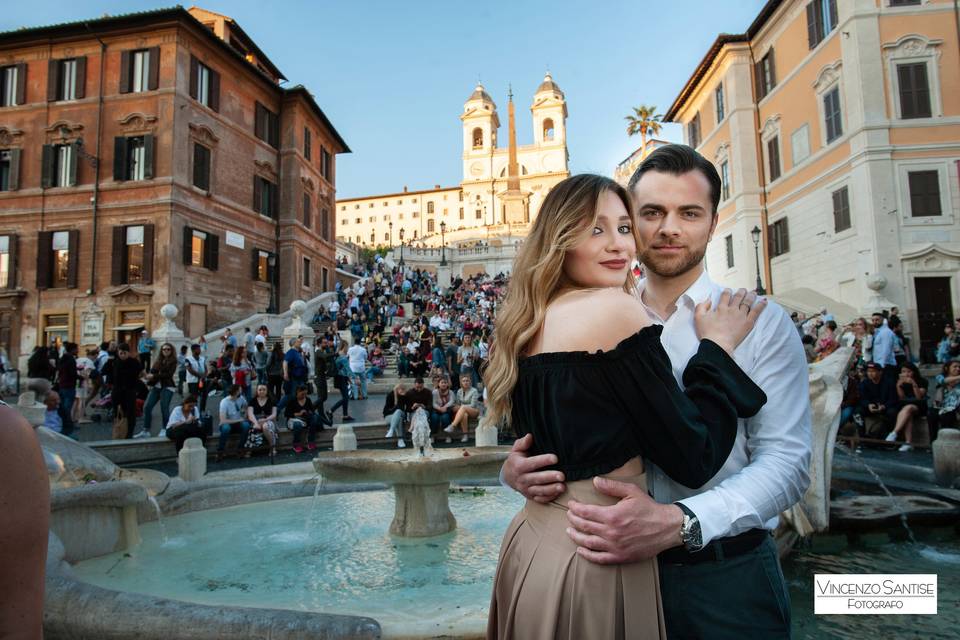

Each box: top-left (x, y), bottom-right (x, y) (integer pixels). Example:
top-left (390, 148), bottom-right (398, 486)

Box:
top-left (184, 343), bottom-right (208, 413)
top-left (109, 343), bottom-right (145, 439)
top-left (216, 384), bottom-right (250, 462)
top-left (502, 144), bottom-right (811, 638)
top-left (279, 337), bottom-right (307, 412)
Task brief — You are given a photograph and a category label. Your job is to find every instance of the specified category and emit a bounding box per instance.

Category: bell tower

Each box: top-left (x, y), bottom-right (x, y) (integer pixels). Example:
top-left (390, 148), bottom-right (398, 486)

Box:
top-left (530, 73), bottom-right (568, 173)
top-left (461, 83), bottom-right (499, 182)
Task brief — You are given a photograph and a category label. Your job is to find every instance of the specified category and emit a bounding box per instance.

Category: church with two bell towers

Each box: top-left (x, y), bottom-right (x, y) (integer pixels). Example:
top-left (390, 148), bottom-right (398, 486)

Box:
top-left (336, 74), bottom-right (570, 248)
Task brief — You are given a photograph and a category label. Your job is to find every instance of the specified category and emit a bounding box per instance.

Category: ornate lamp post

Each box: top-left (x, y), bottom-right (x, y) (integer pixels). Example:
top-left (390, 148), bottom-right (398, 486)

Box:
top-left (440, 220), bottom-right (448, 266)
top-left (399, 227), bottom-right (405, 267)
top-left (751, 225), bottom-right (766, 295)
top-left (388, 220), bottom-right (393, 256)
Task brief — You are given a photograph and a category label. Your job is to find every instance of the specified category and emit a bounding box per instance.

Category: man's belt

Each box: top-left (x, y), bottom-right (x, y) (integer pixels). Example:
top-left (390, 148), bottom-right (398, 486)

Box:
top-left (659, 528), bottom-right (769, 566)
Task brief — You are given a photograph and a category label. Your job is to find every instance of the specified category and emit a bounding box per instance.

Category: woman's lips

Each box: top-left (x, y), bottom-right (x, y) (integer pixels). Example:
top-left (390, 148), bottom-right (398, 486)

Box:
top-left (599, 259), bottom-right (628, 270)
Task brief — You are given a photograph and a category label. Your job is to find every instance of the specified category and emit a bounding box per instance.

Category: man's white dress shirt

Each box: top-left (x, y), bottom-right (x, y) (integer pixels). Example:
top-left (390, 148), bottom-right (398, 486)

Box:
top-left (639, 271), bottom-right (811, 547)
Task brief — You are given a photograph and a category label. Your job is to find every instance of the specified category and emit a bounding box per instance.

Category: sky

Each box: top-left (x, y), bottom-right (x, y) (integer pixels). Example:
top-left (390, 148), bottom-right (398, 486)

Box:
top-left (3, 1), bottom-right (769, 199)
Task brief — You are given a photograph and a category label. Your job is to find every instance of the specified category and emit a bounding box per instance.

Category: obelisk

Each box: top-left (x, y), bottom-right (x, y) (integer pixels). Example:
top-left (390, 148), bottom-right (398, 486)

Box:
top-left (500, 85), bottom-right (529, 225)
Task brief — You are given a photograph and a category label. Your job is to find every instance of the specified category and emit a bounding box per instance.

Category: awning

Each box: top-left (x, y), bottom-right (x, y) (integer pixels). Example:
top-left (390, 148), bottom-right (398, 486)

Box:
top-left (110, 323), bottom-right (145, 332)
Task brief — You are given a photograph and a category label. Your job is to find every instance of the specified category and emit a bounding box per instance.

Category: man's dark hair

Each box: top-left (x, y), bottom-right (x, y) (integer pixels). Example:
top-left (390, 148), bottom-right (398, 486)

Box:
top-left (872, 312), bottom-right (883, 318)
top-left (414, 376), bottom-right (424, 384)
top-left (227, 384), bottom-right (241, 396)
top-left (117, 342), bottom-right (130, 352)
top-left (889, 316), bottom-right (902, 330)
top-left (182, 395), bottom-right (198, 406)
top-left (628, 144), bottom-right (722, 214)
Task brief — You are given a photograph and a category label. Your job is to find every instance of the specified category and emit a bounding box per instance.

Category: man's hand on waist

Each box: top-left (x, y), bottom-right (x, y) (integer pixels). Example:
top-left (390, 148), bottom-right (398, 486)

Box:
top-left (566, 476), bottom-right (684, 564)
top-left (502, 434), bottom-right (565, 504)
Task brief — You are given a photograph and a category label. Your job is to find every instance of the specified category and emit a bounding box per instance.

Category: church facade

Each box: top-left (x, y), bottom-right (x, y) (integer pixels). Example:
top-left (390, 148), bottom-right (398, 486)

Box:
top-left (336, 74), bottom-right (570, 247)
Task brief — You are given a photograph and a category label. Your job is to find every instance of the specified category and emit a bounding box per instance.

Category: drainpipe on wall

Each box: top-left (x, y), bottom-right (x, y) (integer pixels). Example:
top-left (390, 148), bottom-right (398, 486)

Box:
top-left (748, 41), bottom-right (774, 295)
top-left (83, 23), bottom-right (106, 296)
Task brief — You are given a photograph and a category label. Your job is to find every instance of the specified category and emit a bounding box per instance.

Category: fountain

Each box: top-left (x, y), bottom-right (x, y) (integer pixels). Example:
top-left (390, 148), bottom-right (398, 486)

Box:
top-left (312, 445), bottom-right (508, 537)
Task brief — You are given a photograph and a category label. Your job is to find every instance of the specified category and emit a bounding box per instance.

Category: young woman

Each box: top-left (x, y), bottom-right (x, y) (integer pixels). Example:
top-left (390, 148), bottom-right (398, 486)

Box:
top-left (327, 342), bottom-right (354, 423)
top-left (885, 363), bottom-right (928, 451)
top-left (231, 346), bottom-right (254, 401)
top-left (484, 174), bottom-right (766, 640)
top-left (266, 342), bottom-right (285, 401)
top-left (443, 373), bottom-right (481, 443)
top-left (933, 360), bottom-right (960, 431)
top-left (246, 384), bottom-right (278, 458)
top-left (141, 342), bottom-right (179, 437)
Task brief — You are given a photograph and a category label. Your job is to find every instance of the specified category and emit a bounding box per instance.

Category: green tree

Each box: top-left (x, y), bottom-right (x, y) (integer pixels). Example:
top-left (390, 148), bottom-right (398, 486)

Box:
top-left (625, 105), bottom-right (663, 159)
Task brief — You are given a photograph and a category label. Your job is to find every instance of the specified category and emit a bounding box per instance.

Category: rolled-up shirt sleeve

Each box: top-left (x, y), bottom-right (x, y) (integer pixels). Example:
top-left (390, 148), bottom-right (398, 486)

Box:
top-left (677, 307), bottom-right (812, 546)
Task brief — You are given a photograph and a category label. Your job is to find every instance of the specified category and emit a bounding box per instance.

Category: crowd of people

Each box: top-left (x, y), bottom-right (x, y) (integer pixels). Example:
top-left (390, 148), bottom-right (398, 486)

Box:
top-left (795, 308), bottom-right (960, 451)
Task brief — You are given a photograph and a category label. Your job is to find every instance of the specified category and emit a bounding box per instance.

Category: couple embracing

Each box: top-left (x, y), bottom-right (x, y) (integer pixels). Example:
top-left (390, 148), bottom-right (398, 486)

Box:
top-left (486, 145), bottom-right (811, 639)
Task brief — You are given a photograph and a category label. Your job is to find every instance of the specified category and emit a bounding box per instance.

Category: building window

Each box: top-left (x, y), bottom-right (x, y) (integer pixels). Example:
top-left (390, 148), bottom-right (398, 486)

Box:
top-left (755, 50), bottom-right (777, 99)
top-left (321, 148), bottom-right (332, 181)
top-left (369, 203), bottom-right (374, 208)
top-left (254, 102), bottom-right (279, 148)
top-left (0, 235), bottom-right (10, 288)
top-left (724, 234), bottom-right (734, 269)
top-left (383, 201), bottom-right (388, 207)
top-left (191, 230), bottom-right (206, 266)
top-left (0, 64), bottom-right (25, 107)
top-left (714, 83), bottom-right (725, 123)
top-left (720, 161), bottom-right (730, 201)
top-left (49, 58), bottom-right (85, 101)
top-left (768, 218), bottom-right (790, 257)
top-left (253, 176), bottom-right (278, 218)
top-left (304, 128), bottom-right (312, 161)
top-left (355, 217), bottom-right (361, 224)
top-left (41, 143), bottom-right (78, 188)
top-left (687, 112), bottom-right (701, 148)
top-left (36, 230), bottom-right (77, 289)
top-left (322, 266), bottom-right (329, 292)
top-left (475, 209), bottom-right (482, 219)
top-left (823, 86), bottom-right (843, 143)
top-left (460, 207), bottom-right (465, 220)
top-left (322, 209), bottom-right (330, 240)
top-left (193, 143), bottom-right (210, 190)
top-left (427, 219), bottom-right (435, 233)
top-left (472, 128), bottom-right (483, 149)
top-left (543, 118), bottom-right (555, 141)
top-left (384, 233), bottom-right (389, 242)
top-left (355, 235), bottom-right (360, 243)
top-left (368, 216), bottom-right (375, 223)
top-left (183, 227), bottom-right (218, 270)
top-left (806, 0), bottom-right (838, 49)
top-left (120, 48), bottom-right (159, 94)
top-left (767, 136), bottom-right (781, 182)
top-left (341, 219), bottom-right (348, 226)
top-left (399, 213), bottom-right (404, 220)
top-left (254, 250), bottom-right (271, 283)
top-left (832, 186), bottom-right (851, 232)
top-left (112, 224), bottom-right (154, 285)
top-left (52, 231), bottom-right (71, 288)
top-left (897, 63), bottom-right (932, 119)
top-left (369, 232), bottom-right (375, 244)
top-left (427, 201), bottom-right (435, 214)
top-left (188, 57), bottom-right (219, 110)
top-left (303, 193), bottom-right (312, 228)
top-left (908, 170), bottom-right (941, 217)
top-left (354, 204), bottom-right (359, 209)
top-left (341, 205), bottom-right (346, 211)
top-left (0, 149), bottom-right (18, 191)
top-left (889, 0), bottom-right (920, 5)
top-left (303, 257), bottom-right (311, 287)
top-left (113, 135), bottom-right (154, 182)
top-left (412, 211), bottom-right (419, 218)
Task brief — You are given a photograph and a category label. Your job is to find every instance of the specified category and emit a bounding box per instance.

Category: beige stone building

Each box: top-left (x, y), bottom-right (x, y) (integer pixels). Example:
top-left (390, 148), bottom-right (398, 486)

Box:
top-left (336, 75), bottom-right (570, 248)
top-left (666, 0), bottom-right (960, 360)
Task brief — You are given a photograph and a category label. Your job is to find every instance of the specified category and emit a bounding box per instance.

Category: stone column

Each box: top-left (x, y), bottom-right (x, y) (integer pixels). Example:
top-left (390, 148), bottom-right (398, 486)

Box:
top-left (389, 483), bottom-right (457, 537)
top-left (178, 437), bottom-right (207, 481)
top-left (282, 300), bottom-right (312, 344)
top-left (475, 423), bottom-right (498, 447)
top-left (333, 425), bottom-right (357, 451)
top-left (933, 429), bottom-right (960, 488)
top-left (151, 304), bottom-right (191, 354)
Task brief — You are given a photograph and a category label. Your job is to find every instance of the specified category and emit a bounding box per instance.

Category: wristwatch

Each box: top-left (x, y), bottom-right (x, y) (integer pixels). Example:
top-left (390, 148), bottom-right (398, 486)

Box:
top-left (675, 503), bottom-right (703, 552)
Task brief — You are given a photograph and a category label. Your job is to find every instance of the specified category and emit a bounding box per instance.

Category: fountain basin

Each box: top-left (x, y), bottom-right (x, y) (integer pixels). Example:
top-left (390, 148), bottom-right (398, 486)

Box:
top-left (313, 447), bottom-right (509, 537)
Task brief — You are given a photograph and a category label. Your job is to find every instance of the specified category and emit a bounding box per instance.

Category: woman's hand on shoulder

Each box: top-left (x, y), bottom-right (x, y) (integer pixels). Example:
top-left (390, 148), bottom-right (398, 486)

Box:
top-left (694, 288), bottom-right (767, 355)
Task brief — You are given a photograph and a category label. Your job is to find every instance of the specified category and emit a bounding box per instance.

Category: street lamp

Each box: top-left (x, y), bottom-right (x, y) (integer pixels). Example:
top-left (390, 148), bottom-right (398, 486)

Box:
top-left (267, 253), bottom-right (278, 313)
top-left (388, 221), bottom-right (393, 258)
top-left (440, 220), bottom-right (447, 266)
top-left (399, 227), bottom-right (405, 267)
top-left (750, 225), bottom-right (766, 295)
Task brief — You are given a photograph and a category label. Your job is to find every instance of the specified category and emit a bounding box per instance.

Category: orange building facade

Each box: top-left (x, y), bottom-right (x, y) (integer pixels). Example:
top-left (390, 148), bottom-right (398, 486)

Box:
top-left (666, 0), bottom-right (960, 359)
top-left (0, 7), bottom-right (348, 364)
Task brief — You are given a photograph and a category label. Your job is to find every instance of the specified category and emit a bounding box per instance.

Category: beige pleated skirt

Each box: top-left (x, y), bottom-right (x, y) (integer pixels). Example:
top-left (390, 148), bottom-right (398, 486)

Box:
top-left (487, 474), bottom-right (667, 640)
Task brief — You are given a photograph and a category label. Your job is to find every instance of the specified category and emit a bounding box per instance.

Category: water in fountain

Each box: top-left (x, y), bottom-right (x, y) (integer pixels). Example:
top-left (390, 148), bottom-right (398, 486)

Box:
top-left (305, 474), bottom-right (326, 531)
top-left (148, 496), bottom-right (168, 545)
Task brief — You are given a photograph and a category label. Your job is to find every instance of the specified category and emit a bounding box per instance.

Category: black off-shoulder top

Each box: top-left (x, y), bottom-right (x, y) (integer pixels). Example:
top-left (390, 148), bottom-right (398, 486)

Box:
top-left (511, 324), bottom-right (767, 489)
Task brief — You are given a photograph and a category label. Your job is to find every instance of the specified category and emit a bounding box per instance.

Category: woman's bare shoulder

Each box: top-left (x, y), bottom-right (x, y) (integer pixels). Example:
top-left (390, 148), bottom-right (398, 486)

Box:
top-left (540, 288), bottom-right (651, 353)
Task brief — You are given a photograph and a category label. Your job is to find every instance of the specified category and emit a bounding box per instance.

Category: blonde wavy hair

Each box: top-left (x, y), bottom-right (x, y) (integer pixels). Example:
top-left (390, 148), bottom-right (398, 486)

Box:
top-left (483, 174), bottom-right (639, 429)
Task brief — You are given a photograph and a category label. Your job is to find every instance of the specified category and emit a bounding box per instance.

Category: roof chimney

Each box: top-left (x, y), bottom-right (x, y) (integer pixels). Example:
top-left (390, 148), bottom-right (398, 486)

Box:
top-left (403, 185), bottom-right (408, 193)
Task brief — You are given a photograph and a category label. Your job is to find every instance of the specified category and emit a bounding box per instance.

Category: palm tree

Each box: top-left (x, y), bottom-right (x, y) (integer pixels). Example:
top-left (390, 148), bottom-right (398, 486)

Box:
top-left (625, 105), bottom-right (663, 159)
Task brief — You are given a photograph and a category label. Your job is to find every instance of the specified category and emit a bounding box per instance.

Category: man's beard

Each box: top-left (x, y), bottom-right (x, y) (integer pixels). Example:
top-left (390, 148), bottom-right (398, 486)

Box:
top-left (638, 243), bottom-right (707, 278)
